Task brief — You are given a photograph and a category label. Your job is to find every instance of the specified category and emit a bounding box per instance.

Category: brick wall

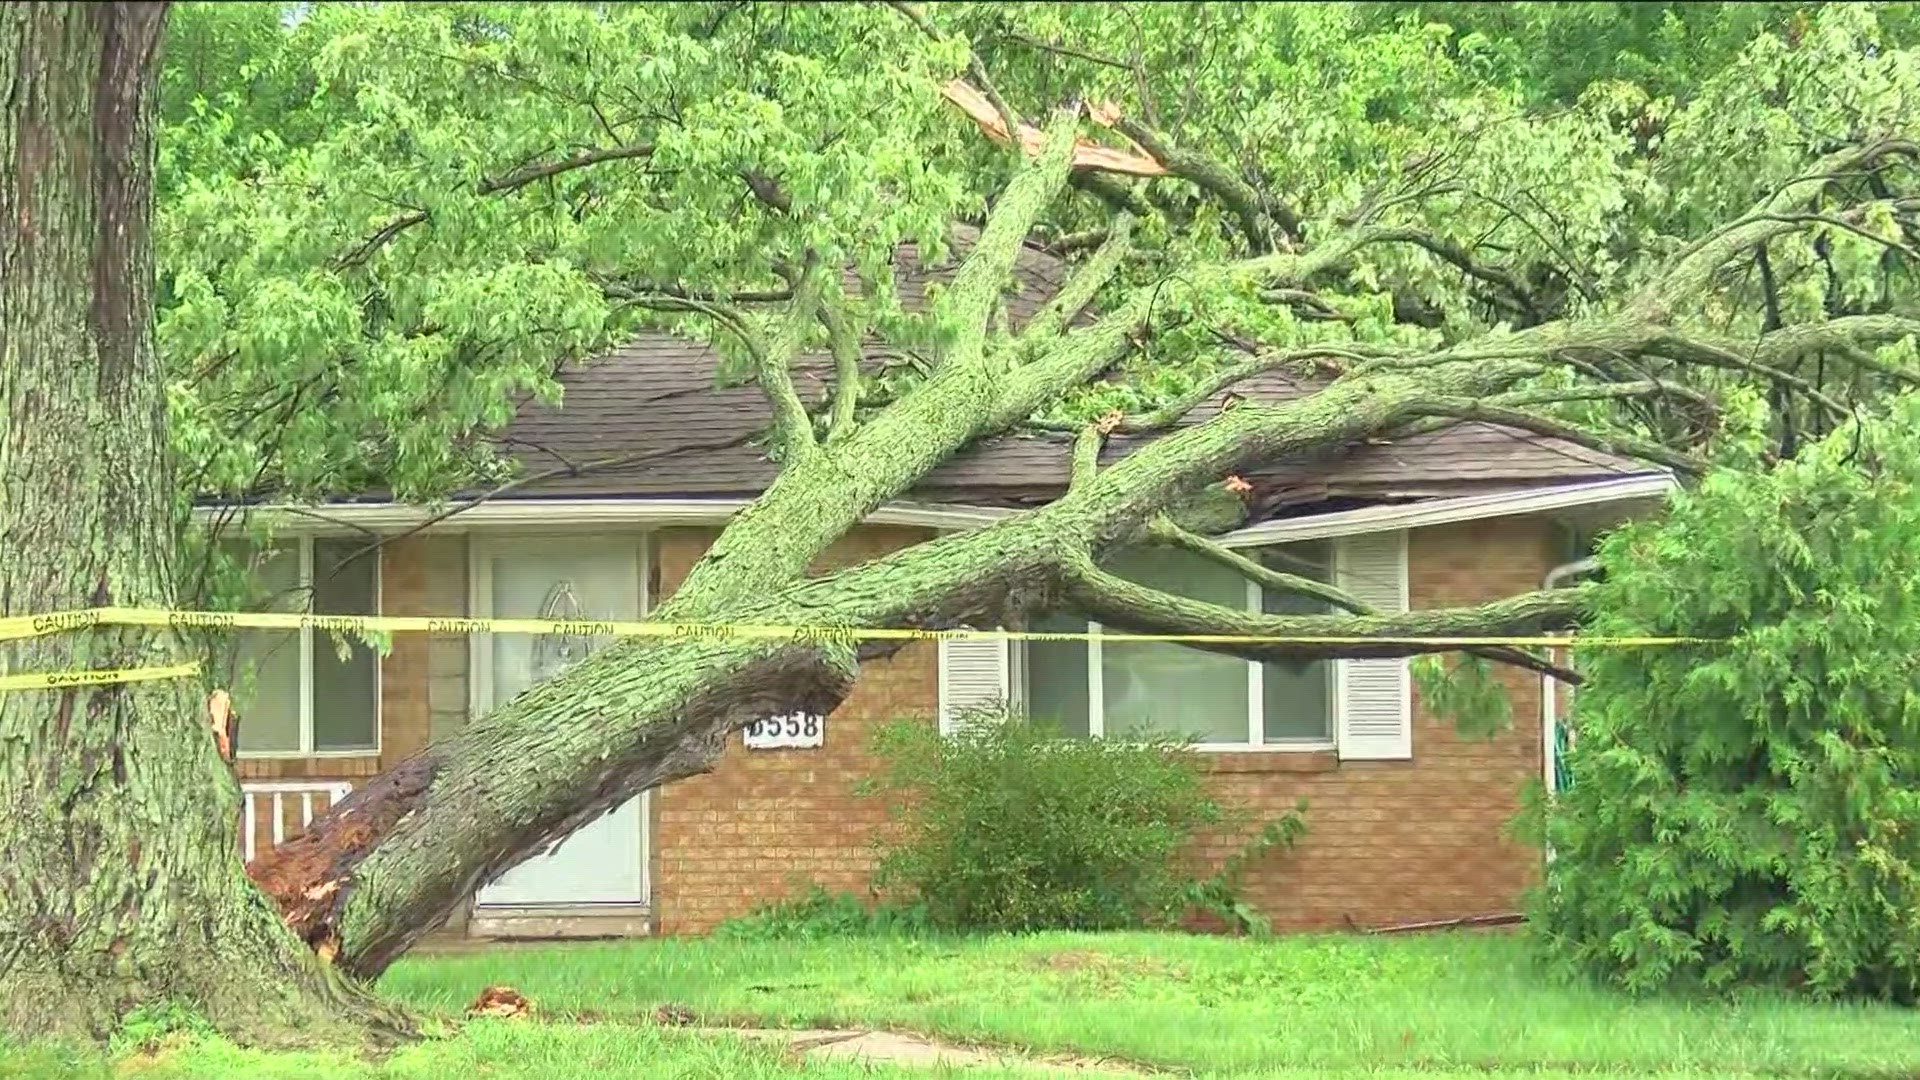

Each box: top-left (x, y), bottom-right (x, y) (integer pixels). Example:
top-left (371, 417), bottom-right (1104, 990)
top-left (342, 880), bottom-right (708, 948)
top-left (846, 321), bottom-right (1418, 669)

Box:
top-left (1190, 516), bottom-right (1560, 930)
top-left (649, 525), bottom-right (937, 933)
top-left (238, 516), bottom-right (1560, 936)
top-left (649, 516), bottom-right (1560, 934)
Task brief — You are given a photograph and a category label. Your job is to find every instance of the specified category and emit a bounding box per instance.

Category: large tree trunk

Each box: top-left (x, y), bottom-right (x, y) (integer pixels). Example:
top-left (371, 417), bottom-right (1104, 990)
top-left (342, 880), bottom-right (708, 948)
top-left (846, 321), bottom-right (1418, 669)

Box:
top-left (0, 2), bottom-right (401, 1046)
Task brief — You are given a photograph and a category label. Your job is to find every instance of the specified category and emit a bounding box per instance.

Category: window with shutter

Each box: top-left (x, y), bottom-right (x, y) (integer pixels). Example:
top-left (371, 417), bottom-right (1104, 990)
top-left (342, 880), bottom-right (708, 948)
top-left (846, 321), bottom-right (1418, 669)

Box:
top-left (1334, 530), bottom-right (1412, 760)
top-left (937, 635), bottom-right (1009, 734)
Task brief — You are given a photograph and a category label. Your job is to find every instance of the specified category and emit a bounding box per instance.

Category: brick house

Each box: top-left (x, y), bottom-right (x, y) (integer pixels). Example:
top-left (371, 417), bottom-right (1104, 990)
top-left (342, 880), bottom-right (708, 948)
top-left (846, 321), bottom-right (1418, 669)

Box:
top-left (215, 240), bottom-right (1671, 939)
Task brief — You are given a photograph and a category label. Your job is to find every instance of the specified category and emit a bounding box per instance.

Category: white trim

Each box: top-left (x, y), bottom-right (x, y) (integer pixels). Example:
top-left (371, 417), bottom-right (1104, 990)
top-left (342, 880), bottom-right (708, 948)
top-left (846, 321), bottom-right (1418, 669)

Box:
top-left (1541, 556), bottom-right (1599, 798)
top-left (199, 475), bottom-right (1673, 546)
top-left (235, 536), bottom-right (383, 760)
top-left (1218, 474), bottom-right (1677, 547)
top-left (198, 497), bottom-right (1016, 536)
top-left (1027, 543), bottom-right (1338, 752)
top-left (468, 530), bottom-right (652, 908)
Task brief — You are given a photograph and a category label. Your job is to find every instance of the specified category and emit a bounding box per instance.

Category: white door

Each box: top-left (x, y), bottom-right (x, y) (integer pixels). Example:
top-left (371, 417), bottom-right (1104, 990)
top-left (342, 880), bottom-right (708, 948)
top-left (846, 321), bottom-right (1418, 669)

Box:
top-left (472, 537), bottom-right (650, 907)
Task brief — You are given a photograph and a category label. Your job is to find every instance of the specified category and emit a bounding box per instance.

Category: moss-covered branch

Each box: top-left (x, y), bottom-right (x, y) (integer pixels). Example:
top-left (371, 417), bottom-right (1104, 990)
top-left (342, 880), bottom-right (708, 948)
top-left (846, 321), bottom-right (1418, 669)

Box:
top-left (1063, 553), bottom-right (1584, 661)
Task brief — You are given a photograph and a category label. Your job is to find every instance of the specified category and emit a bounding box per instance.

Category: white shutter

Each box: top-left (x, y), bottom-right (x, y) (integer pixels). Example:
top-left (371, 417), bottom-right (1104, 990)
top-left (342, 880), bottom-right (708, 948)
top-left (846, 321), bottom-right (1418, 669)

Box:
top-left (1335, 530), bottom-right (1412, 761)
top-left (937, 633), bottom-right (1009, 734)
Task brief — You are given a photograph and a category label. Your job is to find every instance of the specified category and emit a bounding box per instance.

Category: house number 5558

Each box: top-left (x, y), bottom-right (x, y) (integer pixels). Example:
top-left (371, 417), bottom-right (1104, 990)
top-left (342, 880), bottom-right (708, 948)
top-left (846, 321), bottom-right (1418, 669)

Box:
top-left (743, 712), bottom-right (824, 749)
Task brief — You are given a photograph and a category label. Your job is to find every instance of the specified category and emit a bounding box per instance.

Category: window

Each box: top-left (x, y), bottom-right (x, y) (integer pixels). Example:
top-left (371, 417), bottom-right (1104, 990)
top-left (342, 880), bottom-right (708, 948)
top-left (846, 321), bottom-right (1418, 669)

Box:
top-left (231, 537), bottom-right (380, 756)
top-left (1020, 542), bottom-right (1334, 748)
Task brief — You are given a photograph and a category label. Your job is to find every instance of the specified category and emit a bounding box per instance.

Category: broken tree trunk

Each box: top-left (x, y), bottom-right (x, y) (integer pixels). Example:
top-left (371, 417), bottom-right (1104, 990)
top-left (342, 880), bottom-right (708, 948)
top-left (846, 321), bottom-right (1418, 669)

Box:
top-left (0, 2), bottom-right (404, 1045)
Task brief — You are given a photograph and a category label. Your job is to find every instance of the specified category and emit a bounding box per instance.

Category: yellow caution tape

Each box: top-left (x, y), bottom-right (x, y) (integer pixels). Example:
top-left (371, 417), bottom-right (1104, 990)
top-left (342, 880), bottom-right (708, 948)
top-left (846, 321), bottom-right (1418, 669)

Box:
top-left (0, 606), bottom-right (1715, 649)
top-left (0, 662), bottom-right (202, 692)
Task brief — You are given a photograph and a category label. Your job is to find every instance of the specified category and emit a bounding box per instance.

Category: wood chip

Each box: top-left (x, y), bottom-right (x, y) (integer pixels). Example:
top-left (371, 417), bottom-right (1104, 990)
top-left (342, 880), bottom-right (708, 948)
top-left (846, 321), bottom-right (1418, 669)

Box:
top-left (468, 985), bottom-right (533, 1019)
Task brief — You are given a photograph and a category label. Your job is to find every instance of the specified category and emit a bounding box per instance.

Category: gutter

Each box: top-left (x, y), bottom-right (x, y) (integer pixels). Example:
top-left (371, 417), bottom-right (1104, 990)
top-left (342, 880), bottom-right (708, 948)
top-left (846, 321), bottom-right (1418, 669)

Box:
top-left (1541, 556), bottom-right (1600, 815)
top-left (201, 473), bottom-right (1680, 542)
top-left (1216, 473), bottom-right (1678, 547)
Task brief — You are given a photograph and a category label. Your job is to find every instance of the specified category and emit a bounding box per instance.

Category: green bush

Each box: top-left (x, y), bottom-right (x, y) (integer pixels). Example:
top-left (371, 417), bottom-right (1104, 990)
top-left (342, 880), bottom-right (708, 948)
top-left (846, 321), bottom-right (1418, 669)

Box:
top-left (860, 709), bottom-right (1303, 932)
top-left (1530, 394), bottom-right (1920, 1000)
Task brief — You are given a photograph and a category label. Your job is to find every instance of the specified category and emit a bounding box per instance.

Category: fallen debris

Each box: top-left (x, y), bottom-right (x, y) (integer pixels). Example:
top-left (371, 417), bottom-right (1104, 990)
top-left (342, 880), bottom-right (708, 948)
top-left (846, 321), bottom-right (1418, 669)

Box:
top-left (651, 1002), bottom-right (698, 1027)
top-left (1367, 912), bottom-right (1525, 935)
top-left (467, 985), bottom-right (533, 1019)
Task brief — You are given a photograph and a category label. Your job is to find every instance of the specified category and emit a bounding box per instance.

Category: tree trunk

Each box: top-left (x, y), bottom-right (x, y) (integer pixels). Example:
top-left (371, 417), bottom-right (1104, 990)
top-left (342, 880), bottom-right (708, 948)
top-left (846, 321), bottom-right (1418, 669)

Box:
top-left (0, 2), bottom-right (401, 1046)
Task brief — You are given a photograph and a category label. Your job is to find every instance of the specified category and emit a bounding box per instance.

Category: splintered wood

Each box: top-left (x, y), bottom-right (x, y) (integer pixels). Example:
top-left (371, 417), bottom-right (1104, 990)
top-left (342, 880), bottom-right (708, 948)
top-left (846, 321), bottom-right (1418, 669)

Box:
top-left (939, 79), bottom-right (1169, 176)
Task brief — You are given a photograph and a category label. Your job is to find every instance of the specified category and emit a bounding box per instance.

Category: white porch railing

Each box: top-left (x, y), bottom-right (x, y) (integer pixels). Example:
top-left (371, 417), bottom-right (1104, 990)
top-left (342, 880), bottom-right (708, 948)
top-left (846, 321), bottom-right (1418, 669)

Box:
top-left (241, 780), bottom-right (354, 864)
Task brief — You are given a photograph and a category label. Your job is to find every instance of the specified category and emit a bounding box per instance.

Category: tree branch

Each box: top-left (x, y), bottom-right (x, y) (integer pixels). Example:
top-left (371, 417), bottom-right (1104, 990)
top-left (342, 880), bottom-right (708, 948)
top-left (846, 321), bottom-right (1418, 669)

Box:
top-left (1063, 551), bottom-right (1584, 661)
top-left (1145, 518), bottom-right (1580, 681)
top-left (819, 299), bottom-right (864, 442)
top-left (757, 261), bottom-right (830, 461)
top-left (1017, 215), bottom-right (1132, 343)
top-left (882, 0), bottom-right (1024, 149)
top-left (336, 142), bottom-right (654, 269)
top-left (1639, 141), bottom-right (1918, 313)
top-left (1365, 226), bottom-right (1542, 320)
top-left (1111, 116), bottom-right (1300, 249)
top-left (1071, 421), bottom-right (1107, 490)
top-left (1146, 517), bottom-right (1362, 611)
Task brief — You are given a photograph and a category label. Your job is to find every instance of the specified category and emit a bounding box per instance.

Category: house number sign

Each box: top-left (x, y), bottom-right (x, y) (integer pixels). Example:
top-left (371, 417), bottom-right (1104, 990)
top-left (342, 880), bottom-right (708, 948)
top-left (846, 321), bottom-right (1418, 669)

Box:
top-left (744, 713), bottom-right (825, 749)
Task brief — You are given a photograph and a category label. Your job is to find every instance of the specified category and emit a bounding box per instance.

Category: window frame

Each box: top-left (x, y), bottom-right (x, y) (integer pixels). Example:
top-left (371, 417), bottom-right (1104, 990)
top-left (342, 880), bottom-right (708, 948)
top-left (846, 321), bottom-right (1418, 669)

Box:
top-left (1016, 546), bottom-right (1338, 753)
top-left (235, 534), bottom-right (384, 760)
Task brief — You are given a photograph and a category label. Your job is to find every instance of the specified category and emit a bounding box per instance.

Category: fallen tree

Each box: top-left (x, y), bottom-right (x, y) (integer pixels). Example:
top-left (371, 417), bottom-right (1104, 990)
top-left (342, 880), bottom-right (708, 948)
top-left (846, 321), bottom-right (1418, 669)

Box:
top-left (6, 0), bottom-right (1920, 1044)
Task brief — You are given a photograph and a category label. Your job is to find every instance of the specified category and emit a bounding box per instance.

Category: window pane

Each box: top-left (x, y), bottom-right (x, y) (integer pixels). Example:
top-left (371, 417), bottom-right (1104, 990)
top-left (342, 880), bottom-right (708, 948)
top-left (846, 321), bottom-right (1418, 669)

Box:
top-left (1024, 613), bottom-right (1090, 738)
top-left (1258, 543), bottom-right (1334, 742)
top-left (234, 547), bottom-right (301, 754)
top-left (311, 539), bottom-right (379, 752)
top-left (1102, 548), bottom-right (1249, 743)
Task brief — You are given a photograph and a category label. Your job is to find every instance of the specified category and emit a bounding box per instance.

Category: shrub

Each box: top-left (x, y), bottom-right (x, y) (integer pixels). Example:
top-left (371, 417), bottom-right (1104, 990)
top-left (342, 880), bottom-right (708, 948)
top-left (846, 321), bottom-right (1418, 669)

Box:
top-left (1529, 395), bottom-right (1920, 1001)
top-left (860, 709), bottom-right (1303, 932)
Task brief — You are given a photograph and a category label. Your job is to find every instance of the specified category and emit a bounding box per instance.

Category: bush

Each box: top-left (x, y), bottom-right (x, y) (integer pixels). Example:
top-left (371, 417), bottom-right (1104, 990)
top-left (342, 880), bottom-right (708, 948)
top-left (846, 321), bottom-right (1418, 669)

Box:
top-left (860, 709), bottom-right (1303, 932)
top-left (1530, 395), bottom-right (1920, 1000)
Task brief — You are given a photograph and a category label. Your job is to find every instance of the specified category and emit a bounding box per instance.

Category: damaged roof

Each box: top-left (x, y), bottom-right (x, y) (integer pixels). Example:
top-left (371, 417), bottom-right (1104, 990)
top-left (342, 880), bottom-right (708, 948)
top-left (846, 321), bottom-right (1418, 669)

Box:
top-left (486, 229), bottom-right (1660, 520)
top-left (495, 343), bottom-right (1658, 517)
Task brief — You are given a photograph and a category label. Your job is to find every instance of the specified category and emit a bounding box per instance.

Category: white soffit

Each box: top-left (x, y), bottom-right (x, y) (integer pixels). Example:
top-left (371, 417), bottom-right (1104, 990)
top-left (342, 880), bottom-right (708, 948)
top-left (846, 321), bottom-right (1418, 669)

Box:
top-left (197, 473), bottom-right (1675, 542)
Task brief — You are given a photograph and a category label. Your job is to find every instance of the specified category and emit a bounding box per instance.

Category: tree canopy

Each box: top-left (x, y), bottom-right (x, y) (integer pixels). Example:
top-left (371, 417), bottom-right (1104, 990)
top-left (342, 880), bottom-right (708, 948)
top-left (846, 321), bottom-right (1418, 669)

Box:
top-left (159, 1), bottom-right (1920, 530)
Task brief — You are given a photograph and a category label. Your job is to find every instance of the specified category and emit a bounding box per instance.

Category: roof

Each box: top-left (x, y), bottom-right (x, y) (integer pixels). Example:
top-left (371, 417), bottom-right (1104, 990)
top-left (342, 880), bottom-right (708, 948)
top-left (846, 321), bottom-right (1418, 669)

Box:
top-left (490, 228), bottom-right (1659, 520)
top-left (497, 347), bottom-right (1658, 518)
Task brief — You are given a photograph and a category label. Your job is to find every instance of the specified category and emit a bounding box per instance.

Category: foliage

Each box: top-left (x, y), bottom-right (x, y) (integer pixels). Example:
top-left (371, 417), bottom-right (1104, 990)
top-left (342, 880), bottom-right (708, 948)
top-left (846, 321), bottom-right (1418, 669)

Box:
top-left (110, 1001), bottom-right (217, 1056)
top-left (713, 883), bottom-right (930, 941)
top-left (859, 710), bottom-right (1300, 932)
top-left (1529, 393), bottom-right (1920, 1001)
top-left (153, 1), bottom-right (1920, 540)
top-left (1412, 653), bottom-right (1518, 739)
top-left (1361, 3), bottom-right (1920, 107)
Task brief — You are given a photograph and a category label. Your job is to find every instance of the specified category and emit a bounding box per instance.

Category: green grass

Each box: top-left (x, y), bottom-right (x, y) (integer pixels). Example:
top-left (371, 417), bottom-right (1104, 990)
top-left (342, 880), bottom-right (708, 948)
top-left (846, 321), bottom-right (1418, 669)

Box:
top-left (7, 930), bottom-right (1920, 1078)
top-left (1, 1022), bottom-right (1052, 1079)
top-left (379, 930), bottom-right (1920, 1078)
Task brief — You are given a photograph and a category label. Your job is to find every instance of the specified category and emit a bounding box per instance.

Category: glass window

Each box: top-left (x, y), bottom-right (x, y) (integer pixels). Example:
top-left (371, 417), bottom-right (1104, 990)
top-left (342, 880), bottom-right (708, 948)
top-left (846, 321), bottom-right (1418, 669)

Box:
top-left (311, 539), bottom-right (379, 752)
top-left (1017, 541), bottom-right (1336, 748)
top-left (232, 538), bottom-right (380, 755)
top-left (1257, 544), bottom-right (1335, 744)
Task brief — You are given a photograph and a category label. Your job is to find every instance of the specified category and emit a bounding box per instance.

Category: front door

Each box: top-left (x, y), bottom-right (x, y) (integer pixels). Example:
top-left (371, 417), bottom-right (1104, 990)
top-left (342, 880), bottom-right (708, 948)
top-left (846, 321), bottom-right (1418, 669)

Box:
top-left (472, 537), bottom-right (649, 907)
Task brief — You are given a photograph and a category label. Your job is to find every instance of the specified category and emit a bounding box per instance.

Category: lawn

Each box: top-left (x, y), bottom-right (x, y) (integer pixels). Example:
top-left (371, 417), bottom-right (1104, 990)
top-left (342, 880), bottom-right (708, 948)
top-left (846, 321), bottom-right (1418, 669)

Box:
top-left (8, 930), bottom-right (1920, 1078)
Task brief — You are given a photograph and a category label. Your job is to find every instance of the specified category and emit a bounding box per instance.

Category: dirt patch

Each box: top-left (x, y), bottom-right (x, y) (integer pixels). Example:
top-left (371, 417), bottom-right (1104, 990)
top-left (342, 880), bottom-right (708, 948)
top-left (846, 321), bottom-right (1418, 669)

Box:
top-left (712, 1026), bottom-right (1154, 1075)
top-left (1033, 949), bottom-right (1186, 983)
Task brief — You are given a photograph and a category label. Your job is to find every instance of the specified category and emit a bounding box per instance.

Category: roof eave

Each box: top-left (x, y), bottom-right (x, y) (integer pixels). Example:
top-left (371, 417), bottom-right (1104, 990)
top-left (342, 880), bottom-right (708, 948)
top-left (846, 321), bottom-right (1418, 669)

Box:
top-left (197, 472), bottom-right (1674, 541)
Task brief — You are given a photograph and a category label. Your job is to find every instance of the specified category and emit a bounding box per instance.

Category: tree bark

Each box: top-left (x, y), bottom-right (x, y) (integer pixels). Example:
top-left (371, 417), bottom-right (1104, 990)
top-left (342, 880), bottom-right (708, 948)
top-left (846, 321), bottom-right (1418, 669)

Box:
top-left (0, 2), bottom-right (400, 1046)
